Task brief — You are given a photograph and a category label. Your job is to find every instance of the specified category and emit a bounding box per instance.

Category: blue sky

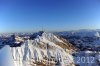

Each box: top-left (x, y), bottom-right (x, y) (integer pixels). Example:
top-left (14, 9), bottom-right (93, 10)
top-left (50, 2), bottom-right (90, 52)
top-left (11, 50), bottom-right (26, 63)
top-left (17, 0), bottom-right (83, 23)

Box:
top-left (0, 0), bottom-right (100, 33)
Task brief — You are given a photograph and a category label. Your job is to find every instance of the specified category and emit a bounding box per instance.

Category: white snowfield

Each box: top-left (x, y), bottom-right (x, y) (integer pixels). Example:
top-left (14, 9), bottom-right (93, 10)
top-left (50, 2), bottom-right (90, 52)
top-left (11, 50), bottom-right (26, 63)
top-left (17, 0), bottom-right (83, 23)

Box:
top-left (10, 32), bottom-right (75, 66)
top-left (0, 46), bottom-right (14, 66)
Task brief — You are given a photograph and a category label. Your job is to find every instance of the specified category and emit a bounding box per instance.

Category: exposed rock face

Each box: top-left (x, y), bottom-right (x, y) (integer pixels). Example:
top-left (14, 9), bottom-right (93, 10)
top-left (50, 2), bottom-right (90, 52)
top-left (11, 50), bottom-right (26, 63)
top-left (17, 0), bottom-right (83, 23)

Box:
top-left (10, 31), bottom-right (75, 66)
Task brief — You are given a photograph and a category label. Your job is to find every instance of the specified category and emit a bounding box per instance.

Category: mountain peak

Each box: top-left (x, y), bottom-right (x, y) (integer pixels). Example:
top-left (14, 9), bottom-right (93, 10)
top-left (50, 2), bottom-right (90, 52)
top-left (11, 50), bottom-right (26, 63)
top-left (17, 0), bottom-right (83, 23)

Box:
top-left (30, 31), bottom-right (46, 40)
top-left (10, 31), bottom-right (75, 66)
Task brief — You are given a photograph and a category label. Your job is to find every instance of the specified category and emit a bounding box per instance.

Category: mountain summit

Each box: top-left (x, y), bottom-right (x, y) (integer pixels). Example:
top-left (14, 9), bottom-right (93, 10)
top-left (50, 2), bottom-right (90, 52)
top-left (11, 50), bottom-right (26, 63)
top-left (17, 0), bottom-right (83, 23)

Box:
top-left (10, 31), bottom-right (75, 66)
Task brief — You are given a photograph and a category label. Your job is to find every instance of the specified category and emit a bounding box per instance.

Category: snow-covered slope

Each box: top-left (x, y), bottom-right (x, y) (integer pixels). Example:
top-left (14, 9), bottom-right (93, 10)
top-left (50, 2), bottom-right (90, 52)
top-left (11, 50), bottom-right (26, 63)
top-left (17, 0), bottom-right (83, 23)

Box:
top-left (10, 31), bottom-right (75, 66)
top-left (55, 30), bottom-right (100, 66)
top-left (0, 46), bottom-right (14, 66)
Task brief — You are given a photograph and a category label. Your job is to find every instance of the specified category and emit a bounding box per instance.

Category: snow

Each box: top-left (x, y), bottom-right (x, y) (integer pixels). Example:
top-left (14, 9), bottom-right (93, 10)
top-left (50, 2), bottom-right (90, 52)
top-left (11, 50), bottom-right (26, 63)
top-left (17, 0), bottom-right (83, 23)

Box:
top-left (10, 32), bottom-right (75, 66)
top-left (55, 30), bottom-right (100, 66)
top-left (84, 51), bottom-right (93, 53)
top-left (1, 30), bottom-right (100, 66)
top-left (73, 51), bottom-right (100, 66)
top-left (94, 32), bottom-right (100, 37)
top-left (0, 46), bottom-right (14, 66)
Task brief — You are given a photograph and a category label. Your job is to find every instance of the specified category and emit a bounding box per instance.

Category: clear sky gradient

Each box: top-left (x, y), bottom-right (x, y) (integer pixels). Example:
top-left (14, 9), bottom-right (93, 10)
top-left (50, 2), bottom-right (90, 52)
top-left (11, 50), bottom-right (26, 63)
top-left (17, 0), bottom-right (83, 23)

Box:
top-left (0, 0), bottom-right (100, 33)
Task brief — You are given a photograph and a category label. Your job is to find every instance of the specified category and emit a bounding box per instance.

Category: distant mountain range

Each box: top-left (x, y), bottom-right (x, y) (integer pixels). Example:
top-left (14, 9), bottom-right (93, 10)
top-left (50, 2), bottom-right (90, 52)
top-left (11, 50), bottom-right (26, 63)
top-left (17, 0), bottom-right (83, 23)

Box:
top-left (0, 30), bottom-right (100, 66)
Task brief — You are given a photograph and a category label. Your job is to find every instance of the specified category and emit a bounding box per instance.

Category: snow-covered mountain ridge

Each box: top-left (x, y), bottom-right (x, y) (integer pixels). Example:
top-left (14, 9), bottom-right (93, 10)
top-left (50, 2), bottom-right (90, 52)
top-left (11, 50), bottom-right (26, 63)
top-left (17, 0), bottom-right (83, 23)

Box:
top-left (0, 30), bottom-right (100, 66)
top-left (10, 31), bottom-right (75, 66)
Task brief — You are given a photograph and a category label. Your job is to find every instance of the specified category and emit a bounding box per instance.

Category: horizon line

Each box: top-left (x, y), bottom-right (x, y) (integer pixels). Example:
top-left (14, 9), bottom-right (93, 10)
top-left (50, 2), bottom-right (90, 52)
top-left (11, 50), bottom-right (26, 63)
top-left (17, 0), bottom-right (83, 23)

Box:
top-left (0, 28), bottom-right (100, 34)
